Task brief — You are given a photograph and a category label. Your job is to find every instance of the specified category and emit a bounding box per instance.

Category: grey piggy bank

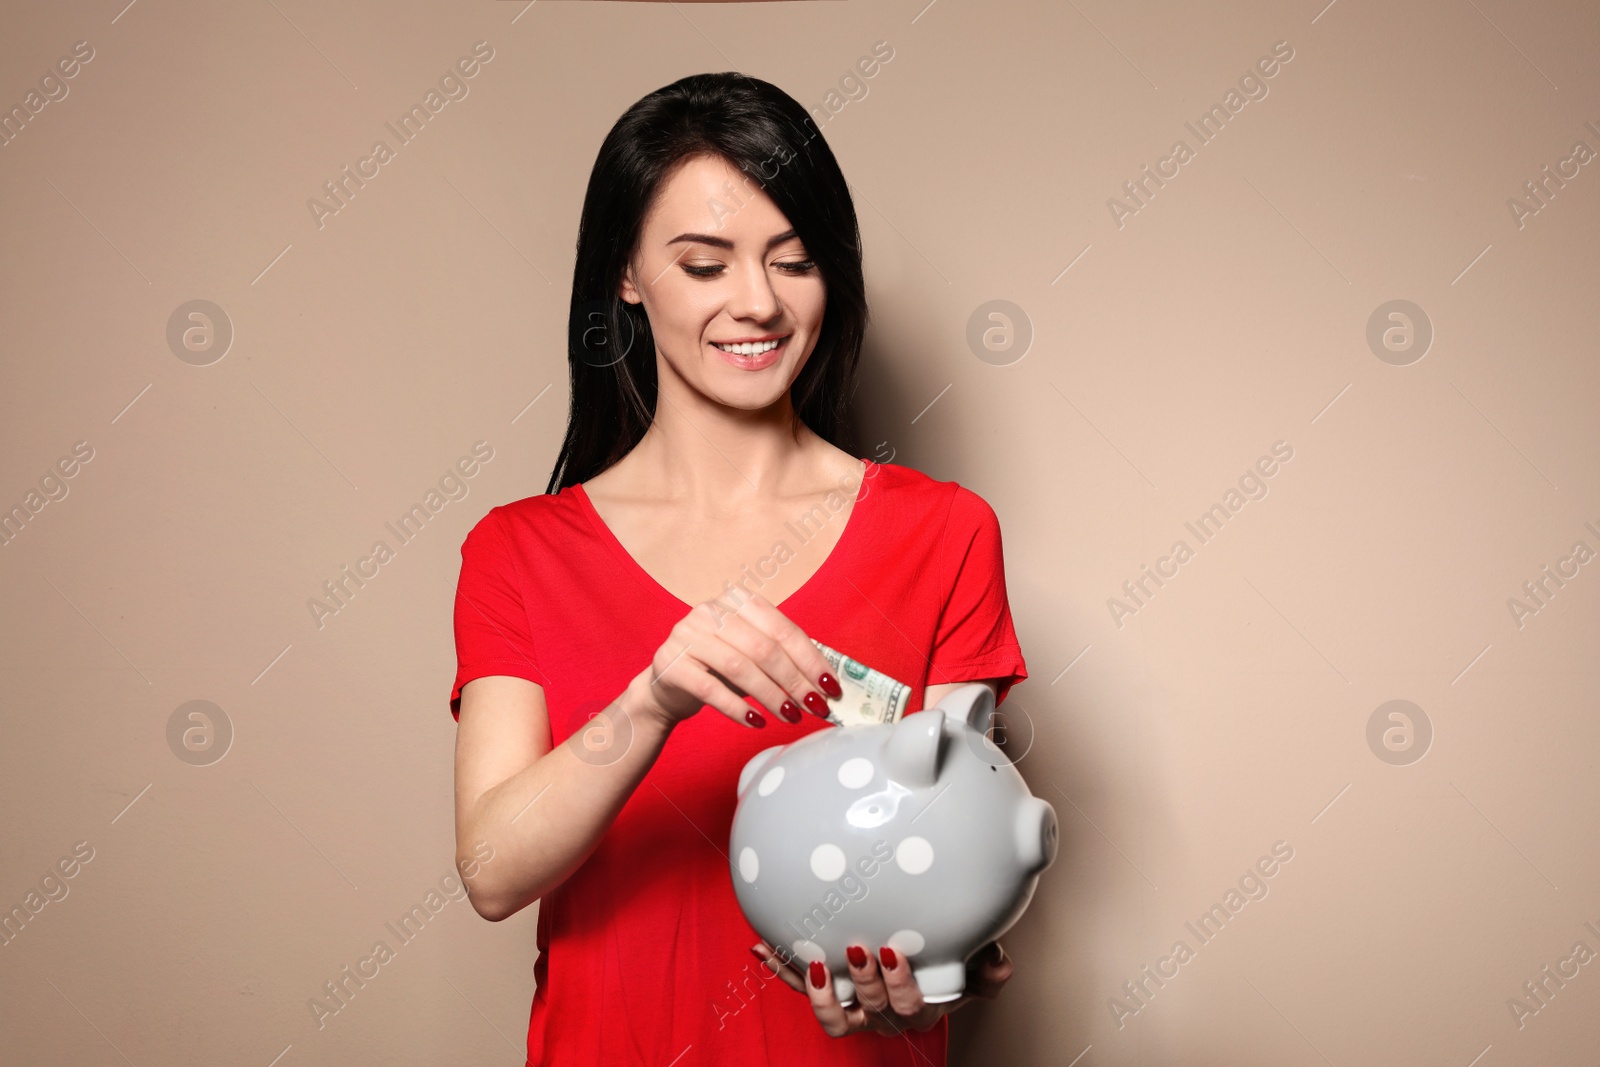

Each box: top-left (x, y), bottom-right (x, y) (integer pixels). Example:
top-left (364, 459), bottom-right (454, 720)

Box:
top-left (729, 683), bottom-right (1058, 1005)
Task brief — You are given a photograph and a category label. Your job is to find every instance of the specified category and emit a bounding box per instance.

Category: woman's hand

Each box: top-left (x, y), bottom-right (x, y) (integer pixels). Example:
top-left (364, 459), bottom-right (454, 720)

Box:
top-left (750, 939), bottom-right (1014, 1038)
top-left (631, 590), bottom-right (841, 732)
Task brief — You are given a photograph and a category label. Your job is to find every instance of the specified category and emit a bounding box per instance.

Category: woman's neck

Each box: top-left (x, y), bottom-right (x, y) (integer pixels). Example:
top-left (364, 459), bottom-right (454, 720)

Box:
top-left (594, 401), bottom-right (856, 508)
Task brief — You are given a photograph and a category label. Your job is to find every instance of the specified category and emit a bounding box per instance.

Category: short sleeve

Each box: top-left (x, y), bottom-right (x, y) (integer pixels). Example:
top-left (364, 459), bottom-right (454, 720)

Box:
top-left (927, 487), bottom-right (1029, 705)
top-left (450, 507), bottom-right (546, 720)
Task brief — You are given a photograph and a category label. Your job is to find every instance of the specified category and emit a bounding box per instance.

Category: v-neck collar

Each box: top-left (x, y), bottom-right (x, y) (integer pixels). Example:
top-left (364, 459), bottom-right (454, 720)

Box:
top-left (570, 459), bottom-right (877, 613)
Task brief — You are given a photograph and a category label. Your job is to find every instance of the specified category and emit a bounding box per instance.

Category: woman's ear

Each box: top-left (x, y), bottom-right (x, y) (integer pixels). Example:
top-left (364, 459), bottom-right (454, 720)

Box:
top-left (618, 267), bottom-right (642, 305)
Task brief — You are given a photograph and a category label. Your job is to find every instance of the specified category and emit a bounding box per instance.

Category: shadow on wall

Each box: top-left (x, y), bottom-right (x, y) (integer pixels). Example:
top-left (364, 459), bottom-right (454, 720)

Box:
top-left (843, 299), bottom-right (1198, 1065)
top-left (947, 668), bottom-right (1188, 1063)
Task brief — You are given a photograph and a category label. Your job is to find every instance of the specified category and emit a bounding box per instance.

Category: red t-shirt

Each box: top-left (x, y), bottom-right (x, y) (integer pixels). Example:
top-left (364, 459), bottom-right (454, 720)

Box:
top-left (449, 457), bottom-right (1028, 1067)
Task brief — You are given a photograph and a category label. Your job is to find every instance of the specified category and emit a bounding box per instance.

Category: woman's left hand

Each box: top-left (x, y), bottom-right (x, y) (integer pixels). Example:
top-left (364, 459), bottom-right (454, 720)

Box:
top-left (750, 939), bottom-right (1013, 1038)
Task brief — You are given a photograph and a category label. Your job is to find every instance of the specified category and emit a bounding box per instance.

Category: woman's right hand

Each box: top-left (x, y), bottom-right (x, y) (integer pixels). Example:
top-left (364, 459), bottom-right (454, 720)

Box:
top-left (631, 590), bottom-right (843, 731)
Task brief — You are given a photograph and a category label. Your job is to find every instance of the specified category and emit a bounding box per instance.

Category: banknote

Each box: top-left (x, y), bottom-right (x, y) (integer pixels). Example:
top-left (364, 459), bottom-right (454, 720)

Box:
top-left (810, 639), bottom-right (911, 727)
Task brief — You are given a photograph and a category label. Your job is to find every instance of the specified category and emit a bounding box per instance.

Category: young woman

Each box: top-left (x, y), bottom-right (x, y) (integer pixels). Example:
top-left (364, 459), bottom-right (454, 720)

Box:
top-left (450, 72), bottom-right (1029, 1066)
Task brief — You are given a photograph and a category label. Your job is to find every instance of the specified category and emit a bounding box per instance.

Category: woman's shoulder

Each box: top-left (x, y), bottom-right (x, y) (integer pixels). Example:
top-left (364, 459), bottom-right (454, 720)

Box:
top-left (869, 459), bottom-right (996, 524)
top-left (462, 486), bottom-right (587, 548)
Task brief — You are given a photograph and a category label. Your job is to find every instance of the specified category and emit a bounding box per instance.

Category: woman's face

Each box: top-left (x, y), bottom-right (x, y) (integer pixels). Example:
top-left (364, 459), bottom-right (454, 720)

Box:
top-left (618, 154), bottom-right (827, 410)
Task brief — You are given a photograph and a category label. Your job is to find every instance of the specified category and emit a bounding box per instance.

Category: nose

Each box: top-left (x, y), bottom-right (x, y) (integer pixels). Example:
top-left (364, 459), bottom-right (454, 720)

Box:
top-left (727, 257), bottom-right (782, 326)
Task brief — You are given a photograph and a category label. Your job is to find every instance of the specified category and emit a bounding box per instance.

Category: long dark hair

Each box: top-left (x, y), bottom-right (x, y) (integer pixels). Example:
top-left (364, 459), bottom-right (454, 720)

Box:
top-left (546, 72), bottom-right (868, 494)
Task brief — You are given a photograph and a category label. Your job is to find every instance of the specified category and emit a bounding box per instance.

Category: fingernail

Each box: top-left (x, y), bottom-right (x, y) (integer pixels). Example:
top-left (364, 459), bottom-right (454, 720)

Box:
top-left (846, 945), bottom-right (868, 968)
top-left (750, 944), bottom-right (767, 962)
top-left (819, 672), bottom-right (843, 699)
top-left (779, 700), bottom-right (803, 724)
top-left (878, 947), bottom-right (898, 970)
top-left (745, 709), bottom-right (766, 729)
top-left (803, 692), bottom-right (829, 717)
top-left (809, 961), bottom-right (827, 989)
top-left (989, 942), bottom-right (1005, 965)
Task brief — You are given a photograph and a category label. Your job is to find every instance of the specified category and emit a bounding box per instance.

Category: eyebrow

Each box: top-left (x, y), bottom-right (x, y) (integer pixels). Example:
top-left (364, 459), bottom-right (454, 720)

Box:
top-left (666, 229), bottom-right (800, 251)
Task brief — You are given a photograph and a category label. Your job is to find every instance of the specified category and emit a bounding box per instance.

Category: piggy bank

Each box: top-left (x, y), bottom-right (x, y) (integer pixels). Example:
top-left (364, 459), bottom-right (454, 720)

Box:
top-left (729, 683), bottom-right (1058, 1005)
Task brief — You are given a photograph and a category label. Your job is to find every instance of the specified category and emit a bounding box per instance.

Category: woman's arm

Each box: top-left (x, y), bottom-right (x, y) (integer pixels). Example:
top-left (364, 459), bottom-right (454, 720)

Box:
top-left (454, 591), bottom-right (842, 921)
top-left (453, 669), bottom-right (674, 921)
top-left (458, 680), bottom-right (1001, 922)
top-left (923, 678), bottom-right (999, 710)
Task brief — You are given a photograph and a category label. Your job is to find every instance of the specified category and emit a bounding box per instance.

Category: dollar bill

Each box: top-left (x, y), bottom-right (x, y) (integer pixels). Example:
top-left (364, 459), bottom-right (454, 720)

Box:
top-left (810, 638), bottom-right (911, 727)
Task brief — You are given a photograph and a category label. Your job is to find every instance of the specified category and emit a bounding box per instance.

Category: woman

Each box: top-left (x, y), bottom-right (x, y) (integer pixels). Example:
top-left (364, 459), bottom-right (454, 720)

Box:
top-left (450, 72), bottom-right (1029, 1066)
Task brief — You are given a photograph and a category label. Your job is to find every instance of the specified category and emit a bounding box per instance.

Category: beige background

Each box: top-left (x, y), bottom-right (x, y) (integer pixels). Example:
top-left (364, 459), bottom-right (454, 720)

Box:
top-left (2, 0), bottom-right (1598, 1064)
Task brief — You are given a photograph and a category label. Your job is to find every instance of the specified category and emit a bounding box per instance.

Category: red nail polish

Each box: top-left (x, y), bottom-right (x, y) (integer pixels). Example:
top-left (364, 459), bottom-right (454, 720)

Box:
top-left (878, 947), bottom-right (898, 970)
top-left (745, 709), bottom-right (766, 728)
top-left (803, 692), bottom-right (829, 717)
top-left (846, 945), bottom-right (868, 968)
top-left (809, 961), bottom-right (827, 989)
top-left (819, 672), bottom-right (842, 699)
top-left (779, 700), bottom-right (802, 723)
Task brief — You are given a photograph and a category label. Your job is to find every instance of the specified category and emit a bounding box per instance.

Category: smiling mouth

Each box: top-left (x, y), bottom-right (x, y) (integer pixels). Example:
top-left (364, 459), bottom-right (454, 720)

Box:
top-left (710, 335), bottom-right (788, 356)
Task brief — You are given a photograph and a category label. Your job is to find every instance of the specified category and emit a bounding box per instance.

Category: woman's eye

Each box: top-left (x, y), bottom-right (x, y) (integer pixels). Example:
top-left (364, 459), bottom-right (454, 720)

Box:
top-left (680, 259), bottom-right (816, 278)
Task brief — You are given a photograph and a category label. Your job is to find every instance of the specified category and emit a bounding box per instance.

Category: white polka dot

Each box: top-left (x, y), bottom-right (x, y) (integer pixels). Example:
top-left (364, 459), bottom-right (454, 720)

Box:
top-left (837, 757), bottom-right (874, 789)
top-left (810, 843), bottom-right (847, 881)
top-left (896, 836), bottom-right (934, 874)
top-left (738, 847), bottom-right (759, 883)
top-left (887, 929), bottom-right (925, 956)
top-left (758, 765), bottom-right (785, 796)
top-left (791, 939), bottom-right (825, 964)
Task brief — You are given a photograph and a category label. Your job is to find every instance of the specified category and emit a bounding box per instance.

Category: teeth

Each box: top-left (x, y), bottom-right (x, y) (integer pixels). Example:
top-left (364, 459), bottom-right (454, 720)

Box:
top-left (713, 338), bottom-right (781, 356)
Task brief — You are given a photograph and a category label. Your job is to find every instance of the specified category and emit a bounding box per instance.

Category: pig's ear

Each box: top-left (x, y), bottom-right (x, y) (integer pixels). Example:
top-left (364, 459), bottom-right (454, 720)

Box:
top-left (737, 745), bottom-right (786, 797)
top-left (882, 708), bottom-right (946, 789)
top-left (1018, 796), bottom-right (1059, 875)
top-left (932, 683), bottom-right (996, 737)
